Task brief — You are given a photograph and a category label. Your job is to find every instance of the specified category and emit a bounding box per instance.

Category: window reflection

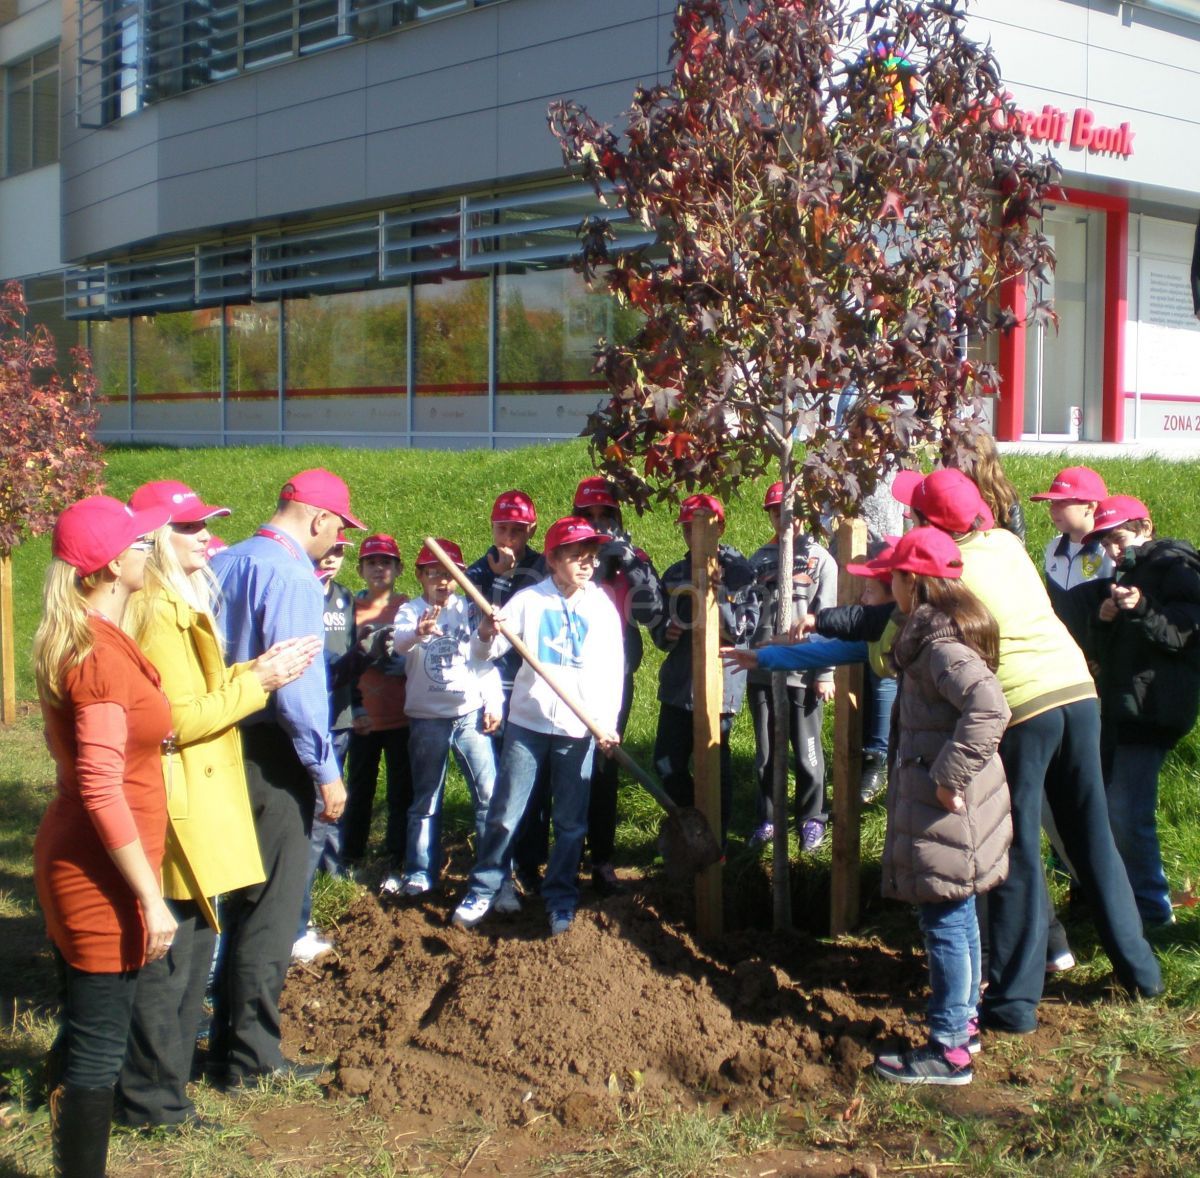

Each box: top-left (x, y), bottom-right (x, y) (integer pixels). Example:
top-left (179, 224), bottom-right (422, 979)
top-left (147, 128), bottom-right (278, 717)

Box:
top-left (226, 302), bottom-right (280, 435)
top-left (413, 274), bottom-right (489, 436)
top-left (496, 266), bottom-right (636, 438)
top-left (285, 287), bottom-right (409, 436)
top-left (132, 311), bottom-right (222, 438)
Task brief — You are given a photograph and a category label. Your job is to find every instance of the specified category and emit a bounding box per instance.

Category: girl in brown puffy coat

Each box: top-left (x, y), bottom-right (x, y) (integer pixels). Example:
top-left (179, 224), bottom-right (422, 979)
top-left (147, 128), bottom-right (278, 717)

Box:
top-left (846, 527), bottom-right (1012, 1087)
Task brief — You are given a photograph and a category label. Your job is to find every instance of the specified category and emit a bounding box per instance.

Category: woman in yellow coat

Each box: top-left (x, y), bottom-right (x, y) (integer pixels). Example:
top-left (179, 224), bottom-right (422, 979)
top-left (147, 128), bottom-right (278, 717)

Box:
top-left (115, 481), bottom-right (321, 1130)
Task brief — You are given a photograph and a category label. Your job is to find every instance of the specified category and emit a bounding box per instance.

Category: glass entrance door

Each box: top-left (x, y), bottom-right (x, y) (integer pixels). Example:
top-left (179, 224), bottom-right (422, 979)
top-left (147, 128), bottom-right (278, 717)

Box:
top-left (1023, 208), bottom-right (1105, 440)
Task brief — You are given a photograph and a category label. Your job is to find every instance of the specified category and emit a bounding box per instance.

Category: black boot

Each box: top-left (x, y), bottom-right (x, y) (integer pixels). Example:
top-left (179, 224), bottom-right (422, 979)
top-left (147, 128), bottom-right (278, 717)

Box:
top-left (51, 1083), bottom-right (113, 1177)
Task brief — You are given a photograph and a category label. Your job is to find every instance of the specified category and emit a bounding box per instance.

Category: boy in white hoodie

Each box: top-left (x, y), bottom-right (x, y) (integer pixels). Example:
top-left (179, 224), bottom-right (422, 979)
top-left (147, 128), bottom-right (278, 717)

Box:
top-left (453, 517), bottom-right (624, 936)
top-left (385, 539), bottom-right (503, 897)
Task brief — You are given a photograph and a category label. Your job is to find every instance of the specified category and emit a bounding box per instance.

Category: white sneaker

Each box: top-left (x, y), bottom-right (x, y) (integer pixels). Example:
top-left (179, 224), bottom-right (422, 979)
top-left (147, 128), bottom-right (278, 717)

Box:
top-left (292, 930), bottom-right (332, 962)
top-left (494, 879), bottom-right (521, 914)
top-left (401, 874), bottom-right (432, 897)
top-left (451, 892), bottom-right (492, 929)
top-left (1046, 950), bottom-right (1076, 974)
top-left (380, 875), bottom-right (402, 896)
top-left (548, 910), bottom-right (574, 936)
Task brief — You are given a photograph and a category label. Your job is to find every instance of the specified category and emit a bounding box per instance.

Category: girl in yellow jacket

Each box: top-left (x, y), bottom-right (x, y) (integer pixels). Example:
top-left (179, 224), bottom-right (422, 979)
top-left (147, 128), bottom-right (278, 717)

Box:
top-left (115, 481), bottom-right (319, 1130)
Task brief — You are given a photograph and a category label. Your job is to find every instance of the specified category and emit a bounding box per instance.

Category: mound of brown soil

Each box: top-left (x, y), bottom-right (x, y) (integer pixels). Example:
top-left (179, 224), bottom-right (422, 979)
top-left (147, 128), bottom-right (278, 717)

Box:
top-left (282, 882), bottom-right (931, 1126)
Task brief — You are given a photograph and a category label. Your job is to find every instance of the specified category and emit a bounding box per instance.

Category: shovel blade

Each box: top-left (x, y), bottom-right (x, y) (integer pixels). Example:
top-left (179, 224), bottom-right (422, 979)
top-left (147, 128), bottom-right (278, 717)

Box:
top-left (656, 807), bottom-right (722, 879)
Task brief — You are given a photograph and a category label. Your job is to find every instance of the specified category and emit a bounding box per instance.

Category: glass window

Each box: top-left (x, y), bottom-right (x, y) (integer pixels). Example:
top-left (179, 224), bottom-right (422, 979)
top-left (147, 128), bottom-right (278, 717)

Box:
top-left (132, 311), bottom-right (223, 438)
top-left (227, 301), bottom-right (281, 436)
top-left (412, 273), bottom-right (490, 438)
top-left (284, 286), bottom-right (409, 437)
top-left (25, 275), bottom-right (84, 385)
top-left (495, 266), bottom-right (635, 439)
top-left (3, 45), bottom-right (59, 176)
top-left (89, 319), bottom-right (132, 436)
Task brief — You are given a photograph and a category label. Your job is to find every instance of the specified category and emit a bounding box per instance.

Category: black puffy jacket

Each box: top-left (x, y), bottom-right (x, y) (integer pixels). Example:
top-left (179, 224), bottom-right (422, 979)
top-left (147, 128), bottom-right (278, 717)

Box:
top-left (1084, 538), bottom-right (1200, 746)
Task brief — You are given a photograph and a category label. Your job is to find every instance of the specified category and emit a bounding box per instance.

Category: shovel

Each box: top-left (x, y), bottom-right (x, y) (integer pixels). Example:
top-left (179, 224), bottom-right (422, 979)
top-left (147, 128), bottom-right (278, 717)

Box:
top-left (422, 536), bottom-right (722, 877)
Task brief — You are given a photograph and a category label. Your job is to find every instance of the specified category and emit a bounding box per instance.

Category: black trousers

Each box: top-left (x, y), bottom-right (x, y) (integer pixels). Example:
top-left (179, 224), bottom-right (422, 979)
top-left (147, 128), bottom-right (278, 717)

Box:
top-left (585, 672), bottom-right (636, 866)
top-left (747, 680), bottom-right (826, 826)
top-left (342, 726), bottom-right (412, 862)
top-left (653, 702), bottom-right (733, 840)
top-left (52, 955), bottom-right (139, 1090)
top-left (210, 724), bottom-right (313, 1080)
top-left (116, 899), bottom-right (215, 1126)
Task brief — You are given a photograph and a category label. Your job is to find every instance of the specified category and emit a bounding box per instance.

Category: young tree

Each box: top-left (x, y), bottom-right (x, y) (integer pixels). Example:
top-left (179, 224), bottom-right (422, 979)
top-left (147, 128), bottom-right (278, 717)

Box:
top-left (550, 0), bottom-right (1057, 927)
top-left (0, 281), bottom-right (104, 721)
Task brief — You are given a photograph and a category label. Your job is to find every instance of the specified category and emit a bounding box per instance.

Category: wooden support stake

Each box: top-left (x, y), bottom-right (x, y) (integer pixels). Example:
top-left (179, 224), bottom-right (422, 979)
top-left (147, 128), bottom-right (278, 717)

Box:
top-left (0, 552), bottom-right (15, 724)
top-left (690, 513), bottom-right (723, 939)
top-left (830, 517), bottom-right (868, 935)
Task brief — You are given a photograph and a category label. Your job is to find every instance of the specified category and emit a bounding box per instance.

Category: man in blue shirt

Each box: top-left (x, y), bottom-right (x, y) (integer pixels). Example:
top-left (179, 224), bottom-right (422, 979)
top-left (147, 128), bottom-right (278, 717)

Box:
top-left (209, 468), bottom-right (361, 1087)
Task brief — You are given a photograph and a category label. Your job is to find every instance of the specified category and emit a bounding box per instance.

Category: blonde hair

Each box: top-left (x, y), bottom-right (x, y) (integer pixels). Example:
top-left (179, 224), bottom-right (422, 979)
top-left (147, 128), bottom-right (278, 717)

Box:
top-left (127, 525), bottom-right (219, 645)
top-left (32, 561), bottom-right (103, 705)
top-left (949, 431), bottom-right (1020, 531)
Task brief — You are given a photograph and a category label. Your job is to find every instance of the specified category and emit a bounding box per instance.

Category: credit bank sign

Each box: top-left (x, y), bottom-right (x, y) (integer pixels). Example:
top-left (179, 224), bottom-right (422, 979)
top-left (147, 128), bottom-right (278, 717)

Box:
top-left (1011, 104), bottom-right (1135, 158)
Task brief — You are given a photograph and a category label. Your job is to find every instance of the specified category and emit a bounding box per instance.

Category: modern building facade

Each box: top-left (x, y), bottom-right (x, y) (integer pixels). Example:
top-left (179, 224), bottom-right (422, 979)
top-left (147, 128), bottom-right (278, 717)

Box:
top-left (1, 0), bottom-right (1198, 449)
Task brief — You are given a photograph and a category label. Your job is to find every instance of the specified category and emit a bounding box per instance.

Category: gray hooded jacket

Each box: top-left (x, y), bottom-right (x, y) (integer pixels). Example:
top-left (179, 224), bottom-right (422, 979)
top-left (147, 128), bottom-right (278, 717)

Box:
top-left (882, 605), bottom-right (1012, 905)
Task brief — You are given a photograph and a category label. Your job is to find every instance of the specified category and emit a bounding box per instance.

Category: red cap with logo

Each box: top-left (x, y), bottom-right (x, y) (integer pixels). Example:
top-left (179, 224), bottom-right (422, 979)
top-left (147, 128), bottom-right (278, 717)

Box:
top-left (893, 468), bottom-right (994, 533)
top-left (129, 480), bottom-right (231, 524)
top-left (543, 516), bottom-right (606, 555)
top-left (331, 529), bottom-right (354, 550)
top-left (1084, 494), bottom-right (1151, 542)
top-left (204, 535), bottom-right (228, 560)
top-left (762, 482), bottom-right (787, 509)
top-left (359, 533), bottom-right (400, 561)
top-left (53, 495), bottom-right (172, 577)
top-left (844, 536), bottom-right (900, 582)
top-left (573, 477), bottom-right (619, 511)
top-left (846, 527), bottom-right (963, 579)
top-left (677, 493), bottom-right (725, 524)
top-left (1029, 466), bottom-right (1108, 503)
top-left (279, 468), bottom-right (365, 530)
top-left (491, 490), bottom-right (537, 525)
top-left (416, 538), bottom-right (466, 568)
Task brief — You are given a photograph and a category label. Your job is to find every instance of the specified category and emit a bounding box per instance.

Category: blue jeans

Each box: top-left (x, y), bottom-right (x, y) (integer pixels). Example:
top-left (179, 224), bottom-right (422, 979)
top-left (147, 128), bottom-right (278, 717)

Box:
top-left (1104, 741), bottom-right (1173, 926)
top-left (918, 896), bottom-right (980, 1050)
top-left (864, 666), bottom-right (897, 757)
top-left (406, 711), bottom-right (497, 883)
top-left (468, 722), bottom-right (594, 915)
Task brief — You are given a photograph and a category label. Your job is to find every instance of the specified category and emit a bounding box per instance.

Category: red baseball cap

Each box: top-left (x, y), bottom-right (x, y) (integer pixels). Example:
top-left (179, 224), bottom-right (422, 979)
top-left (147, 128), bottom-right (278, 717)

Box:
top-left (53, 495), bottom-right (172, 577)
top-left (894, 468), bottom-right (995, 533)
top-left (844, 536), bottom-right (900, 581)
top-left (1030, 466), bottom-right (1108, 503)
top-left (677, 493), bottom-right (725, 524)
top-left (416, 538), bottom-right (466, 569)
top-left (543, 516), bottom-right (606, 555)
top-left (359, 533), bottom-right (400, 561)
top-left (330, 529), bottom-right (354, 551)
top-left (1084, 494), bottom-right (1150, 542)
top-left (763, 482), bottom-right (785, 509)
top-left (573, 477), bottom-right (619, 511)
top-left (279, 468), bottom-right (365, 530)
top-left (129, 480), bottom-right (231, 524)
top-left (491, 490), bottom-right (537, 525)
top-left (846, 527), bottom-right (963, 579)
top-left (205, 535), bottom-right (228, 560)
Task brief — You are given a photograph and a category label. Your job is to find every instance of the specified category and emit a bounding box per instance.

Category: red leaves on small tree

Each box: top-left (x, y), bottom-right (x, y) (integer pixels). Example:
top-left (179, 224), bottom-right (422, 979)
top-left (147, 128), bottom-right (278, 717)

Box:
top-left (548, 0), bottom-right (1059, 528)
top-left (0, 281), bottom-right (104, 557)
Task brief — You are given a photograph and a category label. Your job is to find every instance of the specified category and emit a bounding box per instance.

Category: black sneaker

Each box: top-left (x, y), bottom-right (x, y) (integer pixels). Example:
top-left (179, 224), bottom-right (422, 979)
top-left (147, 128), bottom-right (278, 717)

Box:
top-left (859, 754), bottom-right (886, 803)
top-left (874, 1041), bottom-right (973, 1086)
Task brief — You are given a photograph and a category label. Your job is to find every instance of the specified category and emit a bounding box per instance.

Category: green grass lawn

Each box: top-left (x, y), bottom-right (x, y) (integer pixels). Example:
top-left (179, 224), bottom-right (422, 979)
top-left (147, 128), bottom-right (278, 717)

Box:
top-left (3, 441), bottom-right (1200, 1175)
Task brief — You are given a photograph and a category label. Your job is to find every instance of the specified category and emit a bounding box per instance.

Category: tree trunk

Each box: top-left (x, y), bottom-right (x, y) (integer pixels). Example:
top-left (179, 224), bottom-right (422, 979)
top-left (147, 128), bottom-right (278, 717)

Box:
top-left (1, 550), bottom-right (15, 723)
top-left (830, 517), bottom-right (868, 934)
top-left (771, 448), bottom-right (795, 932)
top-left (690, 513), bottom-right (724, 939)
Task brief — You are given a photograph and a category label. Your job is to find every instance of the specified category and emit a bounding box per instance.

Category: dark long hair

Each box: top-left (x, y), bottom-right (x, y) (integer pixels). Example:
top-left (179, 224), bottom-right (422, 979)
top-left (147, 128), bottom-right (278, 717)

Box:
top-left (907, 574), bottom-right (1000, 670)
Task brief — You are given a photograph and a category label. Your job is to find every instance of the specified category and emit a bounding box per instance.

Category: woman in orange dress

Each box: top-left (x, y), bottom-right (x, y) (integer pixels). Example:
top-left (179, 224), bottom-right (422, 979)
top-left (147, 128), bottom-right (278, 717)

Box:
top-left (33, 494), bottom-right (175, 1177)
